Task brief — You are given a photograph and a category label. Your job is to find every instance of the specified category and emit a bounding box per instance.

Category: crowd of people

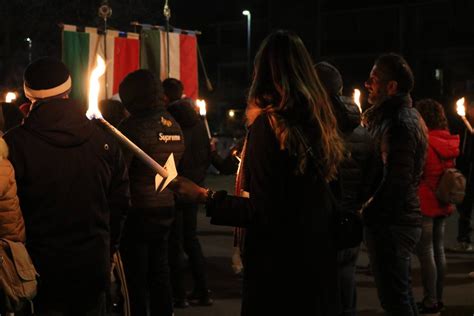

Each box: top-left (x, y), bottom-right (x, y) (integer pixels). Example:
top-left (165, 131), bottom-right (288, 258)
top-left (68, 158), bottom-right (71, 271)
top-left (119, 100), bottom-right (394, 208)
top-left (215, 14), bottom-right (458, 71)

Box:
top-left (0, 29), bottom-right (473, 316)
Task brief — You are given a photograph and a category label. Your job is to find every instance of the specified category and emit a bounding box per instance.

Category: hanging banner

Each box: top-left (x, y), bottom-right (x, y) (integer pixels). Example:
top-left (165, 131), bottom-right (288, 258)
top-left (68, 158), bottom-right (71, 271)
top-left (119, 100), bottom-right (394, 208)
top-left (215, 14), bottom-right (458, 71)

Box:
top-left (62, 25), bottom-right (199, 103)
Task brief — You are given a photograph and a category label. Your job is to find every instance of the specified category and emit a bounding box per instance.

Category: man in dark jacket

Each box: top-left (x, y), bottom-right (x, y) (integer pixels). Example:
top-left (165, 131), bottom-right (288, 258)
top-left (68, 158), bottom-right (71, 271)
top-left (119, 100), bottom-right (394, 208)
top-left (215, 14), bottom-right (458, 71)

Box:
top-left (4, 57), bottom-right (130, 315)
top-left (316, 62), bottom-right (377, 316)
top-left (162, 78), bottom-right (213, 306)
top-left (118, 70), bottom-right (185, 316)
top-left (363, 53), bottom-right (428, 315)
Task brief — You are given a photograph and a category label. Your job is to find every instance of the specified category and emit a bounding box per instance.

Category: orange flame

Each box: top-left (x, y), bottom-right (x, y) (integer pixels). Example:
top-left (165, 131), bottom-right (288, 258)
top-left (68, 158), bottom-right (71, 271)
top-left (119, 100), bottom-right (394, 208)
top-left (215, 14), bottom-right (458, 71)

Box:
top-left (86, 56), bottom-right (106, 120)
top-left (456, 97), bottom-right (466, 117)
top-left (353, 89), bottom-right (362, 113)
top-left (196, 99), bottom-right (207, 116)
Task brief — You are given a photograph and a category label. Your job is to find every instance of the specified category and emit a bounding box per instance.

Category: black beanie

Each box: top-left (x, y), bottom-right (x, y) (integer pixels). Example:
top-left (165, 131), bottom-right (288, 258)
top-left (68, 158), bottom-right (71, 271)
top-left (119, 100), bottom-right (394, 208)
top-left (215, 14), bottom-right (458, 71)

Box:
top-left (119, 69), bottom-right (162, 114)
top-left (315, 62), bottom-right (343, 96)
top-left (23, 57), bottom-right (72, 101)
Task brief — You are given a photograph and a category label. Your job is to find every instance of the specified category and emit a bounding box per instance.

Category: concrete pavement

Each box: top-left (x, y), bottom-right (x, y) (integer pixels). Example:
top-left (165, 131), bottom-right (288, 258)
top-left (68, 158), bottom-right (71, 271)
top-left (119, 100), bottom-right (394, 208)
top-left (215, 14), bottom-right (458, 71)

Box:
top-left (175, 174), bottom-right (474, 316)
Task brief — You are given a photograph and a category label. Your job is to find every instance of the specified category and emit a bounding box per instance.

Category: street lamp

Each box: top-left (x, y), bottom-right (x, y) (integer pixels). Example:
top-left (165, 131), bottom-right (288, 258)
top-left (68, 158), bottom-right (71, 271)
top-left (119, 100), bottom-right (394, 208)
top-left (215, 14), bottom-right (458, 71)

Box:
top-left (25, 37), bottom-right (32, 63)
top-left (242, 10), bottom-right (251, 78)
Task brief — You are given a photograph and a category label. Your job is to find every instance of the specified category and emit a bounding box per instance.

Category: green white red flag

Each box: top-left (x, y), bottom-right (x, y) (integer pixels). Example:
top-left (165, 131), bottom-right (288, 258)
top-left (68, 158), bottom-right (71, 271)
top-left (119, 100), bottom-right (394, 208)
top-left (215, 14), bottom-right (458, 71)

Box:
top-left (62, 25), bottom-right (198, 103)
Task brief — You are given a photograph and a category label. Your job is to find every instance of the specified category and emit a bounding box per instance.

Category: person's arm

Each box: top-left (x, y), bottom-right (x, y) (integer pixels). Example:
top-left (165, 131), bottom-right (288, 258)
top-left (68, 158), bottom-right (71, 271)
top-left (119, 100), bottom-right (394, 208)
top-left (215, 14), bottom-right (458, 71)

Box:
top-left (364, 123), bottom-right (418, 216)
top-left (108, 144), bottom-right (130, 255)
top-left (206, 115), bottom-right (282, 227)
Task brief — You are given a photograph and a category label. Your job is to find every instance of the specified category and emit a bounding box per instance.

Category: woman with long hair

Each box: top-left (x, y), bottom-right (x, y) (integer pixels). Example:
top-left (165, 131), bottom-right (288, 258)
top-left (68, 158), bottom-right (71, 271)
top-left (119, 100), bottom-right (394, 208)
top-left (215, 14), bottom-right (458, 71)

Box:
top-left (415, 99), bottom-right (460, 314)
top-left (182, 30), bottom-right (345, 315)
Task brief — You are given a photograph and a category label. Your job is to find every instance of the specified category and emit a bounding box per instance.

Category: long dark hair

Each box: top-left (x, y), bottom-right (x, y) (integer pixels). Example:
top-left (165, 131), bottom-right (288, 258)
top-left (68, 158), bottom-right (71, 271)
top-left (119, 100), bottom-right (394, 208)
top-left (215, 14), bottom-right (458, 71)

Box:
top-left (248, 30), bottom-right (344, 180)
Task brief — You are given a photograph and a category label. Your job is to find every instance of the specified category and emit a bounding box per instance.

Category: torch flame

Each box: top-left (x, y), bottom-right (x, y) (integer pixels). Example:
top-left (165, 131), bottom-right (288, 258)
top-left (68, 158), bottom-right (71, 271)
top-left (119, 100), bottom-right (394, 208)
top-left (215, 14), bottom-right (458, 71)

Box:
top-left (353, 89), bottom-right (362, 113)
top-left (196, 99), bottom-right (207, 116)
top-left (86, 56), bottom-right (106, 120)
top-left (5, 92), bottom-right (16, 103)
top-left (456, 97), bottom-right (466, 117)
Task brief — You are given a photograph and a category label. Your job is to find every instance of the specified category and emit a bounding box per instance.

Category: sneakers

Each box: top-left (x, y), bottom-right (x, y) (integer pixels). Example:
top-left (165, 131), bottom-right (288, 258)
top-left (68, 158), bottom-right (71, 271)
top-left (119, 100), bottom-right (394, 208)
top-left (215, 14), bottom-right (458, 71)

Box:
top-left (173, 299), bottom-right (190, 309)
top-left (187, 289), bottom-right (214, 306)
top-left (417, 302), bottom-right (442, 315)
top-left (445, 241), bottom-right (474, 253)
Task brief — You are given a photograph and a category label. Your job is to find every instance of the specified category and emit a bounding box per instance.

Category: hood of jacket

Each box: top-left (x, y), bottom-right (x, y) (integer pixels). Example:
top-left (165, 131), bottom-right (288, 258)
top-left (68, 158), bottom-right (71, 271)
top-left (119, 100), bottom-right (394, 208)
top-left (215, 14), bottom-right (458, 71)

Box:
top-left (22, 98), bottom-right (94, 147)
top-left (167, 98), bottom-right (200, 129)
top-left (331, 95), bottom-right (361, 134)
top-left (429, 129), bottom-right (460, 160)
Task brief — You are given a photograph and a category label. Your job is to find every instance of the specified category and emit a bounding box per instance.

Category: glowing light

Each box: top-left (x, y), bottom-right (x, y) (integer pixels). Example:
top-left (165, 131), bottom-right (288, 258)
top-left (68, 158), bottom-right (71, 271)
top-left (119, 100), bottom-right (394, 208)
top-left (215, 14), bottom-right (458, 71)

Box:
top-left (5, 92), bottom-right (16, 103)
top-left (456, 97), bottom-right (466, 117)
top-left (196, 99), bottom-right (207, 116)
top-left (353, 89), bottom-right (362, 113)
top-left (242, 10), bottom-right (250, 16)
top-left (86, 56), bottom-right (106, 120)
top-left (228, 110), bottom-right (235, 118)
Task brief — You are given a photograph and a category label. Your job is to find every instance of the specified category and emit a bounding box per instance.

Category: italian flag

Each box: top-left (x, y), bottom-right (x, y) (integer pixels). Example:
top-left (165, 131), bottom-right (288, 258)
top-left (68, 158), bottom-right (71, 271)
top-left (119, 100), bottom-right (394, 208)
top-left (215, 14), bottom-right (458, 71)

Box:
top-left (62, 25), bottom-right (199, 104)
top-left (140, 29), bottom-right (198, 99)
top-left (62, 24), bottom-right (140, 103)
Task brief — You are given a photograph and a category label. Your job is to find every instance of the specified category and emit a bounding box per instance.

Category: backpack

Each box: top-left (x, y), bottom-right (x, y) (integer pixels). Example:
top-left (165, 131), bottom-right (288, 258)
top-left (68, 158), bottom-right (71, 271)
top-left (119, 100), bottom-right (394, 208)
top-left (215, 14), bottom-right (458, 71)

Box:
top-left (0, 239), bottom-right (39, 313)
top-left (436, 168), bottom-right (466, 205)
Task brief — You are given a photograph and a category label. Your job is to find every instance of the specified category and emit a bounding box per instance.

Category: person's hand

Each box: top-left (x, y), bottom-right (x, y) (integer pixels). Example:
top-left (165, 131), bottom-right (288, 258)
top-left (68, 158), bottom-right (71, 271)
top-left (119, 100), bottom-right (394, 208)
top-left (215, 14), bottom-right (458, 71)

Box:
top-left (210, 137), bottom-right (218, 152)
top-left (168, 176), bottom-right (208, 203)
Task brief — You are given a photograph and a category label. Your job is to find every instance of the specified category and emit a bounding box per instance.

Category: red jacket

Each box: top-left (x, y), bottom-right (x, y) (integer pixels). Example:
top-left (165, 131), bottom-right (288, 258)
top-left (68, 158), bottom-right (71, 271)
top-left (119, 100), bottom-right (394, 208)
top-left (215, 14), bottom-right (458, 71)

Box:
top-left (419, 129), bottom-right (460, 217)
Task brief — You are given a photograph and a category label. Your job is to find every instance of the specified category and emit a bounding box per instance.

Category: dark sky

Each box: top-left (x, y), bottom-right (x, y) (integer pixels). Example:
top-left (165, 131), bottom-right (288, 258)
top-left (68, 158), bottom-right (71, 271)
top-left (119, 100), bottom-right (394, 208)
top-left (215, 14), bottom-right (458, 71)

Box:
top-left (1, 0), bottom-right (474, 119)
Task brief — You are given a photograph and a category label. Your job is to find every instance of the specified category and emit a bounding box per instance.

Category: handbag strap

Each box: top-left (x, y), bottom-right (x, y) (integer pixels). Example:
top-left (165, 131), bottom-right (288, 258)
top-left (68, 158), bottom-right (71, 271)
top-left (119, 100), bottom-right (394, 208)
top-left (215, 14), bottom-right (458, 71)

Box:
top-left (293, 126), bottom-right (340, 207)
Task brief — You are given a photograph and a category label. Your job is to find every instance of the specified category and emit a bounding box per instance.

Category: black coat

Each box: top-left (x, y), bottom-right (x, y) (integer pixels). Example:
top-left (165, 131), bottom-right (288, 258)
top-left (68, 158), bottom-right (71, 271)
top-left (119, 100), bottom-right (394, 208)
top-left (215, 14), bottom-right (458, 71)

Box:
top-left (207, 114), bottom-right (338, 315)
top-left (363, 94), bottom-right (428, 227)
top-left (119, 106), bottom-right (184, 234)
top-left (4, 98), bottom-right (130, 306)
top-left (167, 98), bottom-right (211, 185)
top-left (331, 95), bottom-right (378, 213)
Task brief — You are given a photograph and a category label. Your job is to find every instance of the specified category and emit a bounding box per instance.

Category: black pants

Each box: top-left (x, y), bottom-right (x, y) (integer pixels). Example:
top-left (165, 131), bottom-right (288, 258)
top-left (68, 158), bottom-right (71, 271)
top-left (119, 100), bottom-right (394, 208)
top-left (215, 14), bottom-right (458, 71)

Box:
top-left (33, 292), bottom-right (107, 316)
top-left (169, 201), bottom-right (209, 298)
top-left (457, 178), bottom-right (473, 243)
top-left (121, 225), bottom-right (173, 316)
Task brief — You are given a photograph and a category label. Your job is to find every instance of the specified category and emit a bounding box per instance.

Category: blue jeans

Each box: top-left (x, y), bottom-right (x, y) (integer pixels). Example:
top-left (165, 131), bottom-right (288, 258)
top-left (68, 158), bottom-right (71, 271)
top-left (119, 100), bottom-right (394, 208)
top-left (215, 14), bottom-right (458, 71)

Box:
top-left (337, 247), bottom-right (359, 316)
top-left (364, 225), bottom-right (421, 316)
top-left (415, 216), bottom-right (446, 306)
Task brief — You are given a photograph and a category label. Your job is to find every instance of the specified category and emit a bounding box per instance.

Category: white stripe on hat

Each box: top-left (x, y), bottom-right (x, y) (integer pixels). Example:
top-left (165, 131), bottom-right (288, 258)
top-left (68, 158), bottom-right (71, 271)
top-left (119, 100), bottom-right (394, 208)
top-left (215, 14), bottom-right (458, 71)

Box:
top-left (24, 76), bottom-right (72, 101)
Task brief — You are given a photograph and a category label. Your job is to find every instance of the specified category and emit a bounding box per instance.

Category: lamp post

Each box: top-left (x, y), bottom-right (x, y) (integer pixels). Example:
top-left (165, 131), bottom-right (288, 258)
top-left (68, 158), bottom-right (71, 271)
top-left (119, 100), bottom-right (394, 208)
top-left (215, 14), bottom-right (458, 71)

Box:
top-left (25, 37), bottom-right (32, 63)
top-left (242, 10), bottom-right (251, 78)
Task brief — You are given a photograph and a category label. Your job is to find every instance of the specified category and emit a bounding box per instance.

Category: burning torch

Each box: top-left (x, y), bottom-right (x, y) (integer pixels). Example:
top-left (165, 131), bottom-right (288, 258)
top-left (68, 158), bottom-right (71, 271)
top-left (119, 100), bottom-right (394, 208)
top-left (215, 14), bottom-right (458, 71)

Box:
top-left (455, 97), bottom-right (473, 154)
top-left (456, 97), bottom-right (473, 133)
top-left (353, 88), bottom-right (362, 113)
top-left (196, 99), bottom-right (212, 139)
top-left (87, 56), bottom-right (177, 191)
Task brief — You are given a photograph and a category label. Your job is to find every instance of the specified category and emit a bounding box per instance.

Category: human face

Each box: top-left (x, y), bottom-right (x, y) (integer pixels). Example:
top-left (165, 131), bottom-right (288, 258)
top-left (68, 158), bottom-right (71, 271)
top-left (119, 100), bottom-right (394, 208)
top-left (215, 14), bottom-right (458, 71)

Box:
top-left (365, 65), bottom-right (388, 105)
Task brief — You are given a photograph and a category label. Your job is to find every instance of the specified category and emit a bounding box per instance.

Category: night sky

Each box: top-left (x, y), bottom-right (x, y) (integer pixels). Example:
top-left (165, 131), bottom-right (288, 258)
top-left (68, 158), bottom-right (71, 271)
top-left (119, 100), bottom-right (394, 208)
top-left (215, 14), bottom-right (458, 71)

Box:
top-left (1, 0), bottom-right (474, 134)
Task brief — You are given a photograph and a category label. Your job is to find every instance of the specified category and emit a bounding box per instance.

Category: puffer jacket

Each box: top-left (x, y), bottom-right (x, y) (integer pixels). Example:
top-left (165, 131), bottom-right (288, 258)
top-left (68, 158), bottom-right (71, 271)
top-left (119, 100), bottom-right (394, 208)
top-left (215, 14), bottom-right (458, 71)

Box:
top-left (331, 96), bottom-right (377, 213)
top-left (119, 106), bottom-right (184, 232)
top-left (364, 94), bottom-right (428, 227)
top-left (0, 138), bottom-right (25, 242)
top-left (167, 98), bottom-right (210, 185)
top-left (419, 129), bottom-right (460, 217)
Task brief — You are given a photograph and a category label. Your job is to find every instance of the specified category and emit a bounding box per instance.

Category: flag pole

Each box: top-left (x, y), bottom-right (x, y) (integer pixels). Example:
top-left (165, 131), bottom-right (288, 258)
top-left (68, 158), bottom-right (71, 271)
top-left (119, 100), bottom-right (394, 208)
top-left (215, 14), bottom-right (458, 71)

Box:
top-left (98, 1), bottom-right (112, 99)
top-left (163, 0), bottom-right (171, 78)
